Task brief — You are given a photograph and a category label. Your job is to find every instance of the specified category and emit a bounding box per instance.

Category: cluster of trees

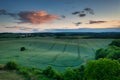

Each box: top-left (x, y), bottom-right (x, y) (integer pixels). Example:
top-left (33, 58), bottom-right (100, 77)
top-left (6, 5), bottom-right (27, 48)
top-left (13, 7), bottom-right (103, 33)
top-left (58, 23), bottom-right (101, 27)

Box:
top-left (0, 39), bottom-right (120, 80)
top-left (1, 60), bottom-right (120, 80)
top-left (95, 40), bottom-right (120, 62)
top-left (1, 61), bottom-right (85, 80)
top-left (85, 58), bottom-right (120, 80)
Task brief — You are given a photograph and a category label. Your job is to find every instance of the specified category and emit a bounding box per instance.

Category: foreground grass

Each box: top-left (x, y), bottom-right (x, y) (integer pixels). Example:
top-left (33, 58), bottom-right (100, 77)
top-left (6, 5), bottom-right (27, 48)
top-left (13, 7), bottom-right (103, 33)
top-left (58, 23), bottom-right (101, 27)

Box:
top-left (0, 70), bottom-right (25, 80)
top-left (0, 68), bottom-right (54, 80)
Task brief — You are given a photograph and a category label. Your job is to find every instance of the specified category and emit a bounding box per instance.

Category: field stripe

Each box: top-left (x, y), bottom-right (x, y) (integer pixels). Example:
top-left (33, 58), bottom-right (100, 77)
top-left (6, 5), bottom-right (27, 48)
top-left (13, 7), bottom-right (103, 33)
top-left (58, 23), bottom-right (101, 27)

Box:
top-left (48, 43), bottom-right (56, 50)
top-left (29, 59), bottom-right (83, 67)
top-left (26, 42), bottom-right (57, 61)
top-left (62, 43), bottom-right (67, 53)
top-left (50, 43), bottom-right (67, 62)
top-left (84, 39), bottom-right (96, 53)
top-left (76, 44), bottom-right (81, 59)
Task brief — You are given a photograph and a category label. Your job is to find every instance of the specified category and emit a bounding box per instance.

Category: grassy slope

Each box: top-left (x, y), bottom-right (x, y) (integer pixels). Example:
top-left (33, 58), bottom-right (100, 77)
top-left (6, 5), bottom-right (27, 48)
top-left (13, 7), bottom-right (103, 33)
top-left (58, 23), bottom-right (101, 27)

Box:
top-left (0, 70), bottom-right (25, 80)
top-left (0, 70), bottom-right (52, 80)
top-left (0, 38), bottom-right (113, 70)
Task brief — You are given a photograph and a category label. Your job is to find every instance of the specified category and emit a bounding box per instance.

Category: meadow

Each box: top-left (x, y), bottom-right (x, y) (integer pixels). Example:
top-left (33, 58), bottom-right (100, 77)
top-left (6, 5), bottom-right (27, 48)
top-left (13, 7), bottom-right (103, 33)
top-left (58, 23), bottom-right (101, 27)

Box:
top-left (0, 37), bottom-right (113, 70)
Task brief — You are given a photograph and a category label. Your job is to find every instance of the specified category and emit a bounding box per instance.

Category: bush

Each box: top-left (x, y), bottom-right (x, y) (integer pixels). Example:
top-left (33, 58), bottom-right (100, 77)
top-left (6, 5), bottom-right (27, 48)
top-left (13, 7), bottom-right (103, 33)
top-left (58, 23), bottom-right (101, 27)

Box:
top-left (42, 66), bottom-right (55, 77)
top-left (20, 47), bottom-right (26, 51)
top-left (109, 40), bottom-right (120, 47)
top-left (63, 68), bottom-right (76, 80)
top-left (52, 70), bottom-right (63, 80)
top-left (0, 64), bottom-right (4, 70)
top-left (95, 48), bottom-right (108, 59)
top-left (75, 65), bottom-right (85, 80)
top-left (107, 50), bottom-right (120, 60)
top-left (42, 66), bottom-right (62, 79)
top-left (18, 67), bottom-right (29, 75)
top-left (29, 67), bottom-right (42, 75)
top-left (4, 61), bottom-right (19, 70)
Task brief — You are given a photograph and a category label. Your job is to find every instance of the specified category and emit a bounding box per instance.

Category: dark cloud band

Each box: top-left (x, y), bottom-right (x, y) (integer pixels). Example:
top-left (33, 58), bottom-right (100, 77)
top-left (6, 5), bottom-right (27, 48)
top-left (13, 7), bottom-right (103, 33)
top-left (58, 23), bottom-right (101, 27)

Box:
top-left (89, 20), bottom-right (107, 24)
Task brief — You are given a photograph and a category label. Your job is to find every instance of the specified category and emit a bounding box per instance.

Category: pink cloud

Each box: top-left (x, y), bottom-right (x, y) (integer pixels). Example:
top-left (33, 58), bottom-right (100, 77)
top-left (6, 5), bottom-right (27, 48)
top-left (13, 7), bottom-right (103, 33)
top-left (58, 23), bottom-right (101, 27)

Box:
top-left (18, 11), bottom-right (58, 24)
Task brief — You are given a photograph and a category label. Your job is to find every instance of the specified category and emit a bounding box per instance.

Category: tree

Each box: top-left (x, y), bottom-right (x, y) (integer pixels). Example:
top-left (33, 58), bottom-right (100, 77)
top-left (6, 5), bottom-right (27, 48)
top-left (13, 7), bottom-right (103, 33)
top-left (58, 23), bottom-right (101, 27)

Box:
top-left (109, 40), bottom-right (120, 47)
top-left (85, 58), bottom-right (120, 80)
top-left (73, 65), bottom-right (85, 80)
top-left (95, 48), bottom-right (108, 59)
top-left (20, 47), bottom-right (26, 51)
top-left (107, 50), bottom-right (120, 60)
top-left (42, 66), bottom-right (62, 79)
top-left (53, 70), bottom-right (63, 80)
top-left (63, 68), bottom-right (76, 80)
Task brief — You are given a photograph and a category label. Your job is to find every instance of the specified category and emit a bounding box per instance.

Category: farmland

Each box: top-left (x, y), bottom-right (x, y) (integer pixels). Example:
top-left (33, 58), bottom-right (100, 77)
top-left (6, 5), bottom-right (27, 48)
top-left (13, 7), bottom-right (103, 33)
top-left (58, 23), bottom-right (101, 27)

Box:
top-left (0, 37), bottom-right (113, 70)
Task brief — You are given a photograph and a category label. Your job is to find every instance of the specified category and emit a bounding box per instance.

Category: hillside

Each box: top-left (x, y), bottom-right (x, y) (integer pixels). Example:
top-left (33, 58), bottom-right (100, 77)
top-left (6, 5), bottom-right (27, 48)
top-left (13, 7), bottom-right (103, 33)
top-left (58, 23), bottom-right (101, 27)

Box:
top-left (0, 70), bottom-right (25, 80)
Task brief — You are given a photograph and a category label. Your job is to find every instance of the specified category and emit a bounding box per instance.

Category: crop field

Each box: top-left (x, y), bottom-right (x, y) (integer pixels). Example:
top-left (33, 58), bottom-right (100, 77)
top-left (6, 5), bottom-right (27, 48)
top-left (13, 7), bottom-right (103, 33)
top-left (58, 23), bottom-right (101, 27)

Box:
top-left (0, 38), bottom-right (113, 70)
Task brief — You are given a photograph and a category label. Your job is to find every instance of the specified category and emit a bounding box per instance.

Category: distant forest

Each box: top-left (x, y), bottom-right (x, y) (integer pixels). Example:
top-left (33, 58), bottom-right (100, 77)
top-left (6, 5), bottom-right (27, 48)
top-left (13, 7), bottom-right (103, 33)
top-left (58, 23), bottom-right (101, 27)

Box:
top-left (0, 32), bottom-right (120, 39)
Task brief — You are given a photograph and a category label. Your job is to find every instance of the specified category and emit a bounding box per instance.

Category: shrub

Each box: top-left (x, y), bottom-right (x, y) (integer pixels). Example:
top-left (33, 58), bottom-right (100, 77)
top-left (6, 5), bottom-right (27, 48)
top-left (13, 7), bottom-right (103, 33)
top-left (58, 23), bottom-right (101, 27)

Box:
top-left (109, 40), bottom-right (120, 47)
top-left (74, 65), bottom-right (85, 80)
top-left (29, 67), bottom-right (42, 75)
top-left (53, 70), bottom-right (63, 80)
top-left (18, 67), bottom-right (30, 75)
top-left (42, 66), bottom-right (54, 77)
top-left (95, 48), bottom-right (113, 59)
top-left (63, 68), bottom-right (76, 80)
top-left (42, 66), bottom-right (61, 79)
top-left (107, 50), bottom-right (120, 60)
top-left (4, 61), bottom-right (19, 70)
top-left (0, 64), bottom-right (4, 70)
top-left (20, 47), bottom-right (26, 51)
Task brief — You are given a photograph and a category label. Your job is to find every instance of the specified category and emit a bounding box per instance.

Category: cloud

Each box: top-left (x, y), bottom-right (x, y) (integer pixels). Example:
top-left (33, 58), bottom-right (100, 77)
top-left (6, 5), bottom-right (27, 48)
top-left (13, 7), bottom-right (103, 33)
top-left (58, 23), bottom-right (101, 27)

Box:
top-left (89, 20), bottom-right (107, 24)
top-left (32, 28), bottom-right (39, 32)
top-left (0, 9), bottom-right (17, 17)
top-left (0, 9), bottom-right (7, 15)
top-left (5, 26), bottom-right (20, 28)
top-left (5, 26), bottom-right (33, 30)
top-left (18, 11), bottom-right (58, 24)
top-left (79, 14), bottom-right (86, 17)
top-left (61, 15), bottom-right (66, 18)
top-left (0, 9), bottom-right (58, 24)
top-left (72, 8), bottom-right (94, 18)
top-left (79, 20), bottom-right (120, 28)
top-left (72, 11), bottom-right (80, 15)
top-left (84, 8), bottom-right (94, 15)
top-left (73, 22), bottom-right (82, 26)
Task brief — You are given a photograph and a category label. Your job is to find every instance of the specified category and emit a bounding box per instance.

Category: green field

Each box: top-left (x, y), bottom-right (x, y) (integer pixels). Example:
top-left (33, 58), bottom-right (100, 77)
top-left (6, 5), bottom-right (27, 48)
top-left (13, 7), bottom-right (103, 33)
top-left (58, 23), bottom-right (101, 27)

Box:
top-left (0, 38), bottom-right (113, 70)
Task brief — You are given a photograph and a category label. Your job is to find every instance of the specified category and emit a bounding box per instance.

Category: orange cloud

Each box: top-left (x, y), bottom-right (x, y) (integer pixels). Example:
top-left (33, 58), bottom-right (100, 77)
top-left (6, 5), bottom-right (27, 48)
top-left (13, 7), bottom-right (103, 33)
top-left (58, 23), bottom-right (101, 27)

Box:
top-left (18, 11), bottom-right (58, 24)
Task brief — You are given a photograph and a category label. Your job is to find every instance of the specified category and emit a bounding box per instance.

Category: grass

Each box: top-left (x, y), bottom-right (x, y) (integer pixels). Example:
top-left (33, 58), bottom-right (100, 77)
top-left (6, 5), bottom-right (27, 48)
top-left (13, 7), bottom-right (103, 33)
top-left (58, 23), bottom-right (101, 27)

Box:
top-left (0, 70), bottom-right (25, 80)
top-left (0, 38), bottom-right (113, 70)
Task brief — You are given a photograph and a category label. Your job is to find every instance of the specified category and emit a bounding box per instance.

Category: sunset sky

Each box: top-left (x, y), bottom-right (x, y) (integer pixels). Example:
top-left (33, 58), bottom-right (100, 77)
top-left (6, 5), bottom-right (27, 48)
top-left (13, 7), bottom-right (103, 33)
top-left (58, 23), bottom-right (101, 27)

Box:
top-left (0, 0), bottom-right (120, 32)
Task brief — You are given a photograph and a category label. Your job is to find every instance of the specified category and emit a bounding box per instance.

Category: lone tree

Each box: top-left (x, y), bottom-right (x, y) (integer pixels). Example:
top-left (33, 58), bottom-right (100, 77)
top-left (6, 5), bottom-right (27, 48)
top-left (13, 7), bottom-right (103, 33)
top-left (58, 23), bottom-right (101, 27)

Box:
top-left (20, 47), bottom-right (26, 51)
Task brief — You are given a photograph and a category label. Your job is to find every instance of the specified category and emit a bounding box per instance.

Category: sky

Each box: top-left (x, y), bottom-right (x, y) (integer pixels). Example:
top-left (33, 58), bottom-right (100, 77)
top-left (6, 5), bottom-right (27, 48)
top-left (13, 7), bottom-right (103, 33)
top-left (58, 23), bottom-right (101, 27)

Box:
top-left (0, 0), bottom-right (120, 33)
